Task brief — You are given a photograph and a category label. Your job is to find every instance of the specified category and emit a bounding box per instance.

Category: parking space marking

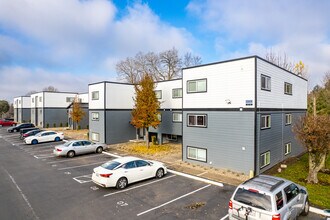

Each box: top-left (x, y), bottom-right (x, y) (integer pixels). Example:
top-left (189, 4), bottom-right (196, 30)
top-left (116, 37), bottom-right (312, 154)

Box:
top-left (73, 174), bottom-right (93, 184)
top-left (33, 154), bottom-right (56, 159)
top-left (196, 171), bottom-right (208, 176)
top-left (27, 148), bottom-right (53, 153)
top-left (220, 214), bottom-right (229, 220)
top-left (104, 175), bottom-right (176, 197)
top-left (46, 154), bottom-right (104, 164)
top-left (57, 161), bottom-right (108, 170)
top-left (137, 184), bottom-right (211, 216)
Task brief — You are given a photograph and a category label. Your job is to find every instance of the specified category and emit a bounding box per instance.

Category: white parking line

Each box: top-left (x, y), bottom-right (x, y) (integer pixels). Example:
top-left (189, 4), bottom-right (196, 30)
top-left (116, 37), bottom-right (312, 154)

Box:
top-left (137, 184), bottom-right (211, 216)
top-left (57, 161), bottom-right (108, 170)
top-left (47, 154), bottom-right (104, 164)
top-left (168, 169), bottom-right (223, 187)
top-left (27, 149), bottom-right (53, 153)
top-left (220, 214), bottom-right (229, 220)
top-left (34, 155), bottom-right (56, 159)
top-left (104, 175), bottom-right (176, 197)
top-left (73, 174), bottom-right (93, 184)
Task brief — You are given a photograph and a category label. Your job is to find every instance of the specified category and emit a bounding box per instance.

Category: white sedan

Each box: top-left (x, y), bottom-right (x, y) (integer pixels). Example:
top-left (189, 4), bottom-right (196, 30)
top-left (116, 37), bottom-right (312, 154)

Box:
top-left (92, 156), bottom-right (167, 189)
top-left (53, 140), bottom-right (107, 158)
top-left (25, 131), bottom-right (64, 145)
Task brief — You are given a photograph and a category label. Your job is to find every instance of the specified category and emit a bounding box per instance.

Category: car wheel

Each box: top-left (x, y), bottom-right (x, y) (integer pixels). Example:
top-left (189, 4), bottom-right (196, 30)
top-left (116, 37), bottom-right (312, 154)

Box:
top-left (32, 139), bottom-right (38, 145)
top-left (14, 129), bottom-right (17, 132)
top-left (67, 151), bottom-right (75, 158)
top-left (156, 168), bottom-right (165, 178)
top-left (96, 147), bottom-right (103, 153)
top-left (55, 137), bottom-right (60, 142)
top-left (116, 177), bottom-right (128, 189)
top-left (301, 197), bottom-right (309, 216)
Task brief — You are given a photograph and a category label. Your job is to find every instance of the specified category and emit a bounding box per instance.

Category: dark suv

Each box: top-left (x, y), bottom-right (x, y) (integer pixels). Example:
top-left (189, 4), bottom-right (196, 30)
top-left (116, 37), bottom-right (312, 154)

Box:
top-left (7, 123), bottom-right (35, 133)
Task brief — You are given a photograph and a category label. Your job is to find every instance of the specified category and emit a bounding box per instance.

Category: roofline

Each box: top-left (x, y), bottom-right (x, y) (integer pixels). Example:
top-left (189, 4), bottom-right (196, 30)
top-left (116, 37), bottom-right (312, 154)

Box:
top-left (88, 81), bottom-right (134, 86)
top-left (30, 91), bottom-right (79, 95)
top-left (14, 96), bottom-right (31, 98)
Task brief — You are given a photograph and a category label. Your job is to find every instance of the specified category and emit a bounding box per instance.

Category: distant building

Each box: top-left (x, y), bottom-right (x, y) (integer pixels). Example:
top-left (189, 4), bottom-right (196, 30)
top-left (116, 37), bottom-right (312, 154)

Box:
top-left (13, 96), bottom-right (31, 123)
top-left (67, 93), bottom-right (89, 129)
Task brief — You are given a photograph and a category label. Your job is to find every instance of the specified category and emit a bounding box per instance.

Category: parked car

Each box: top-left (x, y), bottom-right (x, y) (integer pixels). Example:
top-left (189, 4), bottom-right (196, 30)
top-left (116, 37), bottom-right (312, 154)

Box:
top-left (92, 156), bottom-right (167, 189)
top-left (228, 175), bottom-right (309, 220)
top-left (24, 131), bottom-right (64, 145)
top-left (7, 123), bottom-right (34, 132)
top-left (53, 140), bottom-right (107, 158)
top-left (20, 129), bottom-right (42, 139)
top-left (0, 119), bottom-right (17, 127)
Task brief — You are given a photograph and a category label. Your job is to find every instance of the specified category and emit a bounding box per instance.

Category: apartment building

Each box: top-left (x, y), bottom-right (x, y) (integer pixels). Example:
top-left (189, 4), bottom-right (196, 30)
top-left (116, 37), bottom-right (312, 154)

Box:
top-left (13, 96), bottom-right (31, 123)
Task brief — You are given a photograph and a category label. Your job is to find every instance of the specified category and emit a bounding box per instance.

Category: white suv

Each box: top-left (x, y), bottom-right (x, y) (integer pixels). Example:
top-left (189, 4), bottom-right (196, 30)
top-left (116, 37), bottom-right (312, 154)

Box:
top-left (228, 175), bottom-right (309, 220)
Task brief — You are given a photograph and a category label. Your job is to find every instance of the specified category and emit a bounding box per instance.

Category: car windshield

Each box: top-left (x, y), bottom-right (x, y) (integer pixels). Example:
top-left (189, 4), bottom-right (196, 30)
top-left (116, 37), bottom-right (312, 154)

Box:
top-left (234, 188), bottom-right (272, 211)
top-left (101, 161), bottom-right (121, 170)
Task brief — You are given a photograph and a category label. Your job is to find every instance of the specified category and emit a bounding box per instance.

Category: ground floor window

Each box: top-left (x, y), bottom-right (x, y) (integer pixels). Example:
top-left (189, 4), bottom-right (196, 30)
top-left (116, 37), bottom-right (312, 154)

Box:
top-left (91, 132), bottom-right (100, 142)
top-left (187, 146), bottom-right (207, 162)
top-left (284, 143), bottom-right (292, 155)
top-left (260, 151), bottom-right (270, 168)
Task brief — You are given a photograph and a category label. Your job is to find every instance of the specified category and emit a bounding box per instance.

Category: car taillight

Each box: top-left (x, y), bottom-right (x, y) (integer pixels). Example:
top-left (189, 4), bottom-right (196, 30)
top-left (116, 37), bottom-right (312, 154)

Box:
top-left (229, 200), bottom-right (233, 210)
top-left (100, 173), bottom-right (112, 178)
top-left (272, 214), bottom-right (281, 220)
top-left (23, 134), bottom-right (28, 137)
top-left (56, 148), bottom-right (62, 152)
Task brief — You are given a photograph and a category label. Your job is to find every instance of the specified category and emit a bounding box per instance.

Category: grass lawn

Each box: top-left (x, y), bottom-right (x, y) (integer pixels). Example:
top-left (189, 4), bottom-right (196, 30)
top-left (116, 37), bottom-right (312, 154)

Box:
top-left (273, 153), bottom-right (330, 209)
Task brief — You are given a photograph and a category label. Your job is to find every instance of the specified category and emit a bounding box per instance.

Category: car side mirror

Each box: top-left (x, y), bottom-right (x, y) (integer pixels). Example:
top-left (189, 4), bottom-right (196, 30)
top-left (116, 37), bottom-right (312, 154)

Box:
top-left (299, 189), bottom-right (307, 194)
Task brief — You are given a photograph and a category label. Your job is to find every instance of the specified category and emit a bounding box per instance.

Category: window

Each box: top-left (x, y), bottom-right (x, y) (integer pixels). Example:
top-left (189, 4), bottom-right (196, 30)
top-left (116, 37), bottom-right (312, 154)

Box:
top-left (158, 113), bottom-right (162, 122)
top-left (285, 114), bottom-right (292, 125)
top-left (136, 160), bottom-right (149, 167)
top-left (39, 97), bottom-right (42, 102)
top-left (172, 112), bottom-right (182, 122)
top-left (32, 98), bottom-right (34, 103)
top-left (187, 146), bottom-right (207, 162)
top-left (187, 79), bottom-right (207, 93)
top-left (155, 90), bottom-right (162, 99)
top-left (167, 134), bottom-right (177, 141)
top-left (18, 100), bottom-right (21, 104)
top-left (284, 184), bottom-right (299, 203)
top-left (91, 132), bottom-right (99, 142)
top-left (261, 75), bottom-right (271, 91)
top-left (285, 143), bottom-right (292, 155)
top-left (261, 115), bottom-right (271, 129)
top-left (187, 114), bottom-right (207, 127)
top-left (172, 88), bottom-right (182, 98)
top-left (92, 91), bottom-right (99, 100)
top-left (92, 112), bottom-right (99, 121)
top-left (275, 191), bottom-right (284, 210)
top-left (284, 82), bottom-right (292, 95)
top-left (124, 161), bottom-right (136, 169)
top-left (260, 151), bottom-right (270, 168)
top-left (66, 97), bottom-right (74, 102)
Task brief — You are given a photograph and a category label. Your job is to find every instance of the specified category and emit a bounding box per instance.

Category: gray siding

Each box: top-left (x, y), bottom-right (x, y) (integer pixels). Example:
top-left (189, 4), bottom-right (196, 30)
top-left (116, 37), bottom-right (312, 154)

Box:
top-left (43, 108), bottom-right (68, 128)
top-left (89, 111), bottom-right (105, 143)
top-left (182, 111), bottom-right (255, 174)
top-left (257, 111), bottom-right (306, 174)
top-left (22, 108), bottom-right (31, 123)
top-left (14, 109), bottom-right (18, 122)
top-left (105, 110), bottom-right (136, 144)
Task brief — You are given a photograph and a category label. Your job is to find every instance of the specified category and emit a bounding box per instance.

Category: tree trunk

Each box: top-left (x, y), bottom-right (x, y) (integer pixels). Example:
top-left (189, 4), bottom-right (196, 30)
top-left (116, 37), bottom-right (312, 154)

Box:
top-left (145, 127), bottom-right (150, 148)
top-left (307, 152), bottom-right (326, 184)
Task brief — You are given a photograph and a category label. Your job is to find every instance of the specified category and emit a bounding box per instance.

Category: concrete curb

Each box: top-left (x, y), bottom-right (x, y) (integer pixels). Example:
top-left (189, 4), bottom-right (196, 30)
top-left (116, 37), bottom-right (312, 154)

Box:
top-left (102, 151), bottom-right (327, 216)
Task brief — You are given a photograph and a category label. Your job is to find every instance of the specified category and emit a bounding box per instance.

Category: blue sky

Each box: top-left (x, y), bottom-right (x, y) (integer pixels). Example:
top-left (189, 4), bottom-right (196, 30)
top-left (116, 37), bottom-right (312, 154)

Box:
top-left (0, 0), bottom-right (329, 102)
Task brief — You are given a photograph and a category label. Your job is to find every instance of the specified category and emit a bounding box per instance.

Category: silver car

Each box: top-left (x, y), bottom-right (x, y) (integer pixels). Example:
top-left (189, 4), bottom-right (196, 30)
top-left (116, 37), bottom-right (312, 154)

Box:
top-left (53, 140), bottom-right (107, 158)
top-left (228, 175), bottom-right (309, 220)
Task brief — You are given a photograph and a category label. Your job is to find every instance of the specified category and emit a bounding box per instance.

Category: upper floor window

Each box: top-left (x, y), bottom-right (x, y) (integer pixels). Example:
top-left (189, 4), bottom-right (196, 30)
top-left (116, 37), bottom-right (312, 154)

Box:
top-left (66, 97), bottom-right (74, 102)
top-left (172, 88), bottom-right (182, 98)
top-left (155, 90), bottom-right (162, 99)
top-left (187, 79), bottom-right (207, 93)
top-left (285, 114), bottom-right (292, 125)
top-left (284, 82), bottom-right (292, 95)
top-left (261, 115), bottom-right (271, 129)
top-left (187, 114), bottom-right (207, 127)
top-left (32, 98), bottom-right (34, 103)
top-left (18, 100), bottom-right (21, 104)
top-left (92, 91), bottom-right (99, 100)
top-left (173, 112), bottom-right (182, 122)
top-left (39, 97), bottom-right (42, 102)
top-left (261, 75), bottom-right (271, 91)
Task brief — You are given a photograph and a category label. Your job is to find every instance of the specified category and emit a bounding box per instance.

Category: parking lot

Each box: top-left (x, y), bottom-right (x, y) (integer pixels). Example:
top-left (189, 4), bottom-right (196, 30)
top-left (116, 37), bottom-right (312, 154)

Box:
top-left (0, 127), bottom-right (324, 220)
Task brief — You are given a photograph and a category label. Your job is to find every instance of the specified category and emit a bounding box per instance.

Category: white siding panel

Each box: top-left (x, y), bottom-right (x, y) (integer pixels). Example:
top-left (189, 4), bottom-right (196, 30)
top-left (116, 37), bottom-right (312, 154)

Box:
top-left (257, 58), bottom-right (307, 109)
top-left (78, 93), bottom-right (89, 102)
top-left (183, 58), bottom-right (255, 108)
top-left (155, 79), bottom-right (182, 109)
top-left (30, 92), bottom-right (43, 108)
top-left (44, 92), bottom-right (77, 108)
top-left (105, 83), bottom-right (135, 109)
top-left (22, 97), bottom-right (31, 108)
top-left (13, 97), bottom-right (19, 108)
top-left (89, 83), bottom-right (105, 109)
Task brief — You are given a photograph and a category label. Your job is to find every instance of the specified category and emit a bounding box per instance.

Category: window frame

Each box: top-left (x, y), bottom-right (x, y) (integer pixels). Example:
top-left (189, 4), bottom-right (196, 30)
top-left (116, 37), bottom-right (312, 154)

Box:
top-left (284, 82), bottom-right (293, 95)
top-left (155, 90), bottom-right (162, 99)
top-left (39, 97), bottom-right (42, 102)
top-left (158, 113), bottom-right (162, 122)
top-left (285, 114), bottom-right (292, 125)
top-left (91, 91), bottom-right (99, 100)
top-left (91, 132), bottom-right (100, 142)
top-left (66, 97), bottom-right (74, 102)
top-left (91, 112), bottom-right (99, 121)
top-left (260, 151), bottom-right (270, 168)
top-left (187, 146), bottom-right (207, 162)
top-left (172, 88), bottom-right (183, 98)
top-left (261, 74), bottom-right (271, 91)
top-left (187, 114), bottom-right (207, 128)
top-left (187, 78), bottom-right (207, 93)
top-left (284, 142), bottom-right (292, 155)
top-left (172, 112), bottom-right (182, 123)
top-left (261, 115), bottom-right (271, 129)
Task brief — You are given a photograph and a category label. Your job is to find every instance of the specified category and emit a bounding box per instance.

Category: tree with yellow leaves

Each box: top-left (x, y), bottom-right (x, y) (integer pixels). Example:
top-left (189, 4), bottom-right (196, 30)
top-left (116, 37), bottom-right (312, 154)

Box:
top-left (69, 97), bottom-right (85, 130)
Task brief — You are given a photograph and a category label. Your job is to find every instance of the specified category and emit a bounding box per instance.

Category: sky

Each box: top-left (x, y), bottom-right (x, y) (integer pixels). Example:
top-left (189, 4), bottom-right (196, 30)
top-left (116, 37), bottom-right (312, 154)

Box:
top-left (0, 0), bottom-right (329, 102)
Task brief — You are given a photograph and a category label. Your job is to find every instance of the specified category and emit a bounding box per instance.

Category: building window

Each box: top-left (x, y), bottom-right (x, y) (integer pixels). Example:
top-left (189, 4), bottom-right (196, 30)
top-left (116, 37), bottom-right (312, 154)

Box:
top-left (284, 82), bottom-right (293, 95)
top-left (187, 114), bottom-right (207, 127)
top-left (91, 132), bottom-right (100, 142)
top-left (92, 91), bottom-right (99, 100)
top-left (285, 114), bottom-right (292, 125)
top-left (172, 88), bottom-right (182, 98)
top-left (260, 151), bottom-right (270, 168)
top-left (261, 115), bottom-right (271, 129)
top-left (167, 134), bottom-right (177, 141)
top-left (66, 97), bottom-right (74, 102)
top-left (32, 98), bottom-right (34, 103)
top-left (39, 97), bottom-right (42, 102)
top-left (92, 112), bottom-right (99, 121)
top-left (187, 146), bottom-right (207, 162)
top-left (261, 75), bottom-right (271, 91)
top-left (155, 90), bottom-right (162, 99)
top-left (18, 100), bottom-right (21, 104)
top-left (158, 113), bottom-right (162, 122)
top-left (187, 79), bottom-right (207, 93)
top-left (285, 143), bottom-right (292, 155)
top-left (173, 112), bottom-right (182, 122)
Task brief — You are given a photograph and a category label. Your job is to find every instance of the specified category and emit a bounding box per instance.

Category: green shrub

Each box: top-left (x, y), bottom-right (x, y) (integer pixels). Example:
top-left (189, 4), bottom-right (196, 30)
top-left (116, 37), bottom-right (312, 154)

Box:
top-left (60, 122), bottom-right (63, 127)
top-left (46, 123), bottom-right (49, 128)
top-left (53, 123), bottom-right (56, 128)
top-left (78, 125), bottom-right (81, 130)
top-left (87, 125), bottom-right (89, 129)
top-left (66, 122), bottom-right (68, 127)
top-left (151, 136), bottom-right (158, 145)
